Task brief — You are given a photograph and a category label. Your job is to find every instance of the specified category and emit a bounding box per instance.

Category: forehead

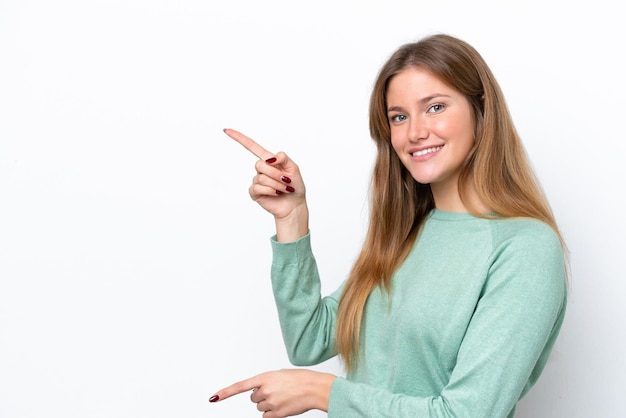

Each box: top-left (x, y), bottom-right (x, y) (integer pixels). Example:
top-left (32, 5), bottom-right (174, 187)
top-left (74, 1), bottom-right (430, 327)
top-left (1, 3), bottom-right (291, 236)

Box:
top-left (386, 67), bottom-right (458, 100)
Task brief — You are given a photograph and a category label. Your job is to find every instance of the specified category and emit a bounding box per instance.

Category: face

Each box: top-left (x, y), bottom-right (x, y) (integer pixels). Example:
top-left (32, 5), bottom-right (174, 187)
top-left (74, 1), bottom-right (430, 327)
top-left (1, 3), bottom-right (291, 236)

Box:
top-left (387, 67), bottom-right (475, 199)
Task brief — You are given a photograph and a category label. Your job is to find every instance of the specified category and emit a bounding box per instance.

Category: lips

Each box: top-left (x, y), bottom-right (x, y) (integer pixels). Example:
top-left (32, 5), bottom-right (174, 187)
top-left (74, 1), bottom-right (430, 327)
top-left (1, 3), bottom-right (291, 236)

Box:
top-left (411, 145), bottom-right (443, 157)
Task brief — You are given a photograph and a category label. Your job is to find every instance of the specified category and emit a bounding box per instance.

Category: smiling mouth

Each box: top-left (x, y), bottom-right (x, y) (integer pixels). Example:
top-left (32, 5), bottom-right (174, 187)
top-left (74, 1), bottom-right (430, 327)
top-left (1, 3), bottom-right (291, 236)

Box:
top-left (412, 146), bottom-right (443, 157)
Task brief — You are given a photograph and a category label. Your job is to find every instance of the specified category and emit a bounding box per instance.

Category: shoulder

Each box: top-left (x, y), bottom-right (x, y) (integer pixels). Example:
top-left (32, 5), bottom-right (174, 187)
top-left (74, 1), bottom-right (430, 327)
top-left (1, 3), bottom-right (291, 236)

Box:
top-left (485, 217), bottom-right (566, 296)
top-left (489, 217), bottom-right (562, 253)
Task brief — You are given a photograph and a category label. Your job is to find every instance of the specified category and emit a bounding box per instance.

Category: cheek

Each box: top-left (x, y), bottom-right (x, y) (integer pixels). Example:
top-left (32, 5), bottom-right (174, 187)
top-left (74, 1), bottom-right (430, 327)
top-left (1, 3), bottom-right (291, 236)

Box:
top-left (390, 136), bottom-right (404, 158)
top-left (389, 128), bottom-right (404, 155)
top-left (436, 116), bottom-right (474, 148)
top-left (456, 118), bottom-right (477, 152)
top-left (433, 118), bottom-right (459, 135)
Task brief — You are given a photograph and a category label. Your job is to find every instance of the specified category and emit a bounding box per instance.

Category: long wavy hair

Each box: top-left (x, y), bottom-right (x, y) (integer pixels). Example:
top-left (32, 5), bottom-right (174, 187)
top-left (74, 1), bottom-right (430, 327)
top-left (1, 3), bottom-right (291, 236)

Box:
top-left (335, 33), bottom-right (566, 372)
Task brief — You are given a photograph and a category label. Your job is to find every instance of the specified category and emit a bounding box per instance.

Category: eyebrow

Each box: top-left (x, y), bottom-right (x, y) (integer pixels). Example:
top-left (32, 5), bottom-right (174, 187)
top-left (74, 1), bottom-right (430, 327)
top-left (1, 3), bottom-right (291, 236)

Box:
top-left (387, 94), bottom-right (452, 113)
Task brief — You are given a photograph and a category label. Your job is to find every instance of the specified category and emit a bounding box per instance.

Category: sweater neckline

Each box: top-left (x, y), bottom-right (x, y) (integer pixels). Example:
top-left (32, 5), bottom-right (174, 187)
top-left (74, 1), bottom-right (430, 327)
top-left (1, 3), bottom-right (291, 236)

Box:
top-left (428, 209), bottom-right (481, 221)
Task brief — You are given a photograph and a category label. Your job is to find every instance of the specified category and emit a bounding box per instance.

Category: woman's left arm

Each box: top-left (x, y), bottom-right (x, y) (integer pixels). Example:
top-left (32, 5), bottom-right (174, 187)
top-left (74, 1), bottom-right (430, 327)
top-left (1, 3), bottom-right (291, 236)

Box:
top-left (326, 221), bottom-right (568, 417)
top-left (210, 222), bottom-right (567, 417)
top-left (210, 369), bottom-right (336, 417)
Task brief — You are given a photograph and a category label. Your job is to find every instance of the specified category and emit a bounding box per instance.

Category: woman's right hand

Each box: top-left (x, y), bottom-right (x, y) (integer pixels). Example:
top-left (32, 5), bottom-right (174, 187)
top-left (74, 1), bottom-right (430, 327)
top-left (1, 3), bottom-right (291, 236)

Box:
top-left (224, 128), bottom-right (309, 242)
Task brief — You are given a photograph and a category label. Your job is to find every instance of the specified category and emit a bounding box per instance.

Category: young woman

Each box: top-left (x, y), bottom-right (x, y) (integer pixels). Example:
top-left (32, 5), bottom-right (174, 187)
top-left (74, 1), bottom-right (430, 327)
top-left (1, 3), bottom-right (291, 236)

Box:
top-left (210, 33), bottom-right (568, 417)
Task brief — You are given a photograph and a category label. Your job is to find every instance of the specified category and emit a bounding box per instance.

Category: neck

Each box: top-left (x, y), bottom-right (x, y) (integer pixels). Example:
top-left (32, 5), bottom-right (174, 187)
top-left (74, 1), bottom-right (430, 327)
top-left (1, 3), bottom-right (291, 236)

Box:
top-left (431, 177), bottom-right (489, 214)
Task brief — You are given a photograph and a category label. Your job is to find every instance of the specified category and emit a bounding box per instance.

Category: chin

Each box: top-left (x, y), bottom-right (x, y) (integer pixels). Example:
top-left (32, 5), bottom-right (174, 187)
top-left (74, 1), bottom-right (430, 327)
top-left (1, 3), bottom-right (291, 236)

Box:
top-left (410, 173), bottom-right (437, 185)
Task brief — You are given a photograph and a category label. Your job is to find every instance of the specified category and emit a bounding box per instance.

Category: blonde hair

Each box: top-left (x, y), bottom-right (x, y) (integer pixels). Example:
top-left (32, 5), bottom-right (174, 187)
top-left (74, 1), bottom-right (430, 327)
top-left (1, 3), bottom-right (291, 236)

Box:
top-left (335, 33), bottom-right (566, 372)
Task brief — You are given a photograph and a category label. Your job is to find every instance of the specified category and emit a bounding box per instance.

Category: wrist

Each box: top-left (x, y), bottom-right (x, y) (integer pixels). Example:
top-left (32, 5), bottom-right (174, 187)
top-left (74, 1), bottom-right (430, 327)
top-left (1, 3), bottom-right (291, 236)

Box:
top-left (275, 204), bottom-right (309, 242)
top-left (309, 372), bottom-right (336, 412)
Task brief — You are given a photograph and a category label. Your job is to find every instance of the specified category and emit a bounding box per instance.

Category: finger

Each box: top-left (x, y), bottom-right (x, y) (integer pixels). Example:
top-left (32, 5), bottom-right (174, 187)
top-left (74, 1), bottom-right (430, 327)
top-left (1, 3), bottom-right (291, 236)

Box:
top-left (209, 376), bottom-right (260, 402)
top-left (254, 162), bottom-right (293, 188)
top-left (256, 400), bottom-right (269, 412)
top-left (223, 128), bottom-right (273, 160)
top-left (254, 159), bottom-right (283, 178)
top-left (250, 183), bottom-right (280, 199)
top-left (251, 389), bottom-right (265, 404)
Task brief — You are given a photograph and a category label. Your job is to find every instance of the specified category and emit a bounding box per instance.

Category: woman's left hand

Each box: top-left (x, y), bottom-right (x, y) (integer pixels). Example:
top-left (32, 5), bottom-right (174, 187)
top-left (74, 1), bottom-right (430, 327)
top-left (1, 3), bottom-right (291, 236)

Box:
top-left (210, 369), bottom-right (336, 417)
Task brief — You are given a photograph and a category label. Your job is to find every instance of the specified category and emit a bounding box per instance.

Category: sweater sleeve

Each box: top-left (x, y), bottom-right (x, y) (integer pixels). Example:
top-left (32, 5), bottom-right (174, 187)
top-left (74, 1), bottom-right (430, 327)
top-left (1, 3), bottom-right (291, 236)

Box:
top-left (328, 221), bottom-right (567, 417)
top-left (270, 233), bottom-right (342, 366)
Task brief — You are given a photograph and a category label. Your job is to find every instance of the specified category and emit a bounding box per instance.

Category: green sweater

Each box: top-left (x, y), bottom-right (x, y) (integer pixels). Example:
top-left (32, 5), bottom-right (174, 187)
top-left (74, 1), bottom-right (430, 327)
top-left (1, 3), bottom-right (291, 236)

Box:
top-left (270, 209), bottom-right (567, 417)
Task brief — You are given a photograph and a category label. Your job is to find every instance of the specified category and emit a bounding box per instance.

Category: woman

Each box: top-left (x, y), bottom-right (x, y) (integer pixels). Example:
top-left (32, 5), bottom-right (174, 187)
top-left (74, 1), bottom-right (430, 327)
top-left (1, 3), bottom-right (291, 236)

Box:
top-left (210, 33), bottom-right (568, 417)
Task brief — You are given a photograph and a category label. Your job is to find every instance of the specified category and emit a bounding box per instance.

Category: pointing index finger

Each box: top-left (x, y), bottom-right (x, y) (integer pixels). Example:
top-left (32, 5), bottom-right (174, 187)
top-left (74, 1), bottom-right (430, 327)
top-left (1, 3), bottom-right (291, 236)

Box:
top-left (210, 375), bottom-right (260, 402)
top-left (224, 128), bottom-right (274, 160)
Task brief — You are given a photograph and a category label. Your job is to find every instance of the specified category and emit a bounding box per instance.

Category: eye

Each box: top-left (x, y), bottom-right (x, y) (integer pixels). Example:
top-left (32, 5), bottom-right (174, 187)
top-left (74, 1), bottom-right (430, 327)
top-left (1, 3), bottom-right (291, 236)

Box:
top-left (389, 114), bottom-right (407, 123)
top-left (427, 103), bottom-right (445, 113)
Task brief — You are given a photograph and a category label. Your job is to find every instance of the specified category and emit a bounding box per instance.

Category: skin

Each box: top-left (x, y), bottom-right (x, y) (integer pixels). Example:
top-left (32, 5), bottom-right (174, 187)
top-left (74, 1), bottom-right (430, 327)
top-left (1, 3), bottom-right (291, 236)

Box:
top-left (387, 67), bottom-right (477, 212)
top-left (222, 128), bottom-right (309, 243)
top-left (210, 368), bottom-right (336, 417)
top-left (212, 129), bottom-right (335, 416)
top-left (212, 69), bottom-right (483, 415)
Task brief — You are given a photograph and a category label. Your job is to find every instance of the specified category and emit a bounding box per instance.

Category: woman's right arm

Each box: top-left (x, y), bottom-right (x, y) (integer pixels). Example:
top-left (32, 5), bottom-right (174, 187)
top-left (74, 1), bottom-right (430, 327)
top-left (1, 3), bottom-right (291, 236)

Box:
top-left (224, 128), bottom-right (338, 363)
top-left (224, 128), bottom-right (309, 243)
top-left (270, 234), bottom-right (342, 365)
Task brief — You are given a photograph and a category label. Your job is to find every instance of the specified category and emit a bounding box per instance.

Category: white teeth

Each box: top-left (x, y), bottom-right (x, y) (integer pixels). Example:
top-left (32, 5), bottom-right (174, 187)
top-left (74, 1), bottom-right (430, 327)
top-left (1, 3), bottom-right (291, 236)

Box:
top-left (412, 146), bottom-right (442, 157)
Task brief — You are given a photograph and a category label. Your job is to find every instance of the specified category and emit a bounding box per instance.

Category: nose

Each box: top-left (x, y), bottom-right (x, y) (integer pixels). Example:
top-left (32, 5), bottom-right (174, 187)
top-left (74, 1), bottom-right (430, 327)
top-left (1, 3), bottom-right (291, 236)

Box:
top-left (408, 117), bottom-right (428, 142)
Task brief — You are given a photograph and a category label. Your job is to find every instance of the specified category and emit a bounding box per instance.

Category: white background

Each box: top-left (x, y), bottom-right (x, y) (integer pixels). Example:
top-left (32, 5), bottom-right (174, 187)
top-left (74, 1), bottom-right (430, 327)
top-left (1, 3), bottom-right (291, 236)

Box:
top-left (1, 1), bottom-right (624, 417)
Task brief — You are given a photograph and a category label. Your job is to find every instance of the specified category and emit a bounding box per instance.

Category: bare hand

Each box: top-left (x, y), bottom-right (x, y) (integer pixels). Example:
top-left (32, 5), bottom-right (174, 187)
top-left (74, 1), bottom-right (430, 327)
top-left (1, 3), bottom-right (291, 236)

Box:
top-left (210, 369), bottom-right (336, 418)
top-left (224, 128), bottom-right (309, 241)
top-left (224, 128), bottom-right (307, 220)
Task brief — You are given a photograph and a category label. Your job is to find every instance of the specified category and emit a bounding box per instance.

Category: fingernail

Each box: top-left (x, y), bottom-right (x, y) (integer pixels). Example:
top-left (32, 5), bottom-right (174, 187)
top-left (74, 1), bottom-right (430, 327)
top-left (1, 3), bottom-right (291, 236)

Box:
top-left (266, 157), bottom-right (277, 164)
top-left (209, 395), bottom-right (219, 403)
top-left (280, 176), bottom-right (292, 184)
top-left (286, 186), bottom-right (295, 193)
top-left (275, 190), bottom-right (283, 195)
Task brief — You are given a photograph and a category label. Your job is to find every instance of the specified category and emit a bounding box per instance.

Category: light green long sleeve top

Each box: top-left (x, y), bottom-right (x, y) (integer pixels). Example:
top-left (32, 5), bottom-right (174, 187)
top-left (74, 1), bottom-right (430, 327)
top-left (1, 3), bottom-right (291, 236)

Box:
top-left (270, 209), bottom-right (567, 417)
